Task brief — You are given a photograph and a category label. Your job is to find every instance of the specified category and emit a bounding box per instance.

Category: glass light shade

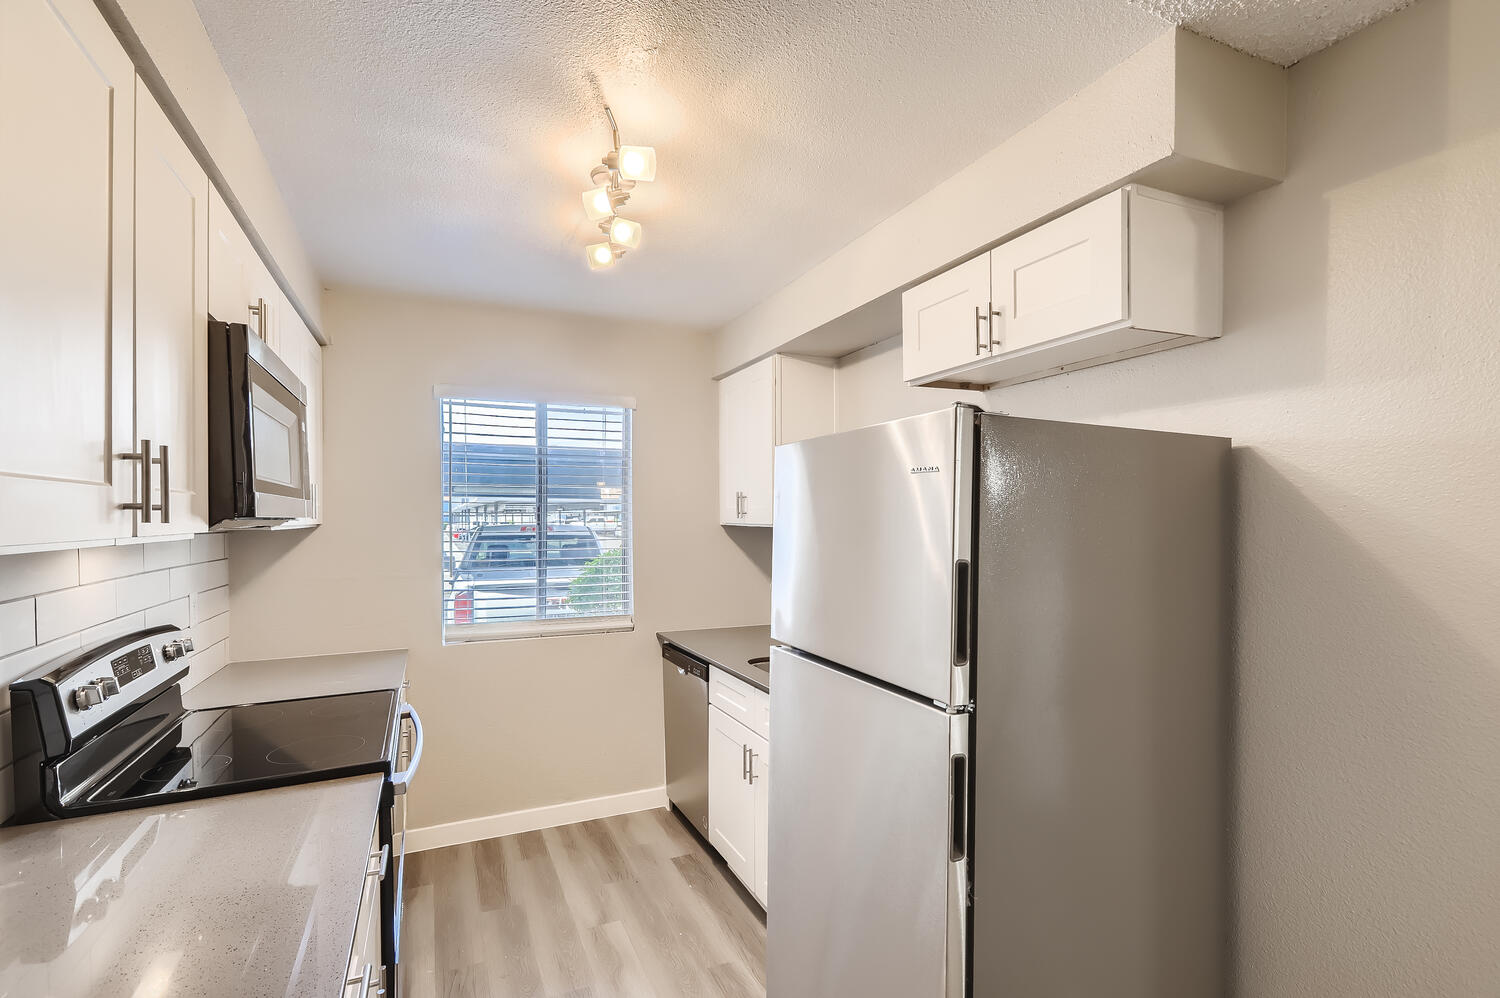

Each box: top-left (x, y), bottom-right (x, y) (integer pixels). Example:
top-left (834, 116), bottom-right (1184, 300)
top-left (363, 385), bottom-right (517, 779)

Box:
top-left (586, 241), bottom-right (616, 270)
top-left (617, 145), bottom-right (657, 182)
top-left (608, 217), bottom-right (642, 249)
top-left (582, 186), bottom-right (614, 221)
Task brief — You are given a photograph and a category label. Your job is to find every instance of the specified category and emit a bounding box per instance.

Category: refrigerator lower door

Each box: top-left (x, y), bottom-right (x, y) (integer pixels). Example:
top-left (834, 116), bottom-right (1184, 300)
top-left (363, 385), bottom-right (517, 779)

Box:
top-left (768, 647), bottom-right (969, 998)
top-left (772, 405), bottom-right (976, 706)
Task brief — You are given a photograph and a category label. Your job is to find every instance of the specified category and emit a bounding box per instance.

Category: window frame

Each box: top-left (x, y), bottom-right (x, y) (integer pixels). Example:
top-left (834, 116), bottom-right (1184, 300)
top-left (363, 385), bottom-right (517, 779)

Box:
top-left (436, 389), bottom-right (635, 644)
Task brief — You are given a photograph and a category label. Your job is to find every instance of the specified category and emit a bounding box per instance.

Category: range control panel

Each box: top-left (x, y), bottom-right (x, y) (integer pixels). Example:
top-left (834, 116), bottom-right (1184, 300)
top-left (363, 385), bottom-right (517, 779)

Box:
top-left (11, 625), bottom-right (193, 751)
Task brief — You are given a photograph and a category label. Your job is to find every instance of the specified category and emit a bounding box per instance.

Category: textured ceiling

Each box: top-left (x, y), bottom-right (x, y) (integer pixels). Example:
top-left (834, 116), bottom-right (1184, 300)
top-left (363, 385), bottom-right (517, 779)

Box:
top-left (1131, 0), bottom-right (1415, 65)
top-left (193, 0), bottom-right (1414, 327)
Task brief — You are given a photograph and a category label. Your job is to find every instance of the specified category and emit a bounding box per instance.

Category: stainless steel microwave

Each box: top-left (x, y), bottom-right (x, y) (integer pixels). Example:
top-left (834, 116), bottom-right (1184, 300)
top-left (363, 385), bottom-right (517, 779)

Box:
top-left (208, 318), bottom-right (311, 529)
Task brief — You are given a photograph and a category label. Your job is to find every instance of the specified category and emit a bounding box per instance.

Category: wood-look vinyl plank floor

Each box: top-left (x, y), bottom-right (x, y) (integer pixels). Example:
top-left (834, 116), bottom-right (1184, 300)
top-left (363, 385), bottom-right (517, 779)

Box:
top-left (401, 808), bottom-right (766, 998)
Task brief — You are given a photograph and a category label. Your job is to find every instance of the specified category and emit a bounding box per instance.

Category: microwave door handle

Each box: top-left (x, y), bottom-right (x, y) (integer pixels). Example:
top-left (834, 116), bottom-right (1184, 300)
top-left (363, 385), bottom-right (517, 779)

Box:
top-left (391, 703), bottom-right (424, 795)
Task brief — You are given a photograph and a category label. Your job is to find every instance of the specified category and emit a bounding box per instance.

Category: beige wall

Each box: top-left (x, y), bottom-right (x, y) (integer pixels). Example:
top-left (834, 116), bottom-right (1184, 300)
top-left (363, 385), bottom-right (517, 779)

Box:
top-left (228, 290), bottom-right (772, 830)
top-left (834, 1), bottom-right (1500, 993)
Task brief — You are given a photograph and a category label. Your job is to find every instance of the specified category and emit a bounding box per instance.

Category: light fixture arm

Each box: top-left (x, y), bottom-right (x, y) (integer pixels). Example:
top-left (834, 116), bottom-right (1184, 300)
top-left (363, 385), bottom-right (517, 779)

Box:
top-left (604, 105), bottom-right (621, 152)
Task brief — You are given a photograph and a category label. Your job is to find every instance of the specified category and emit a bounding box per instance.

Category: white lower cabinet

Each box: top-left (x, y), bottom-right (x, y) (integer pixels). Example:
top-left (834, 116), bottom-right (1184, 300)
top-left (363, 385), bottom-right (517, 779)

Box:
top-left (346, 824), bottom-right (386, 997)
top-left (708, 685), bottom-right (771, 908)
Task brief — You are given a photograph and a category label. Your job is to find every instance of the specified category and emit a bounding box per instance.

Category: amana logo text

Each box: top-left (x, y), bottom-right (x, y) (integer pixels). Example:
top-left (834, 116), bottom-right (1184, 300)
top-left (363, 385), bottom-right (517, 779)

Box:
top-left (910, 465), bottom-right (941, 475)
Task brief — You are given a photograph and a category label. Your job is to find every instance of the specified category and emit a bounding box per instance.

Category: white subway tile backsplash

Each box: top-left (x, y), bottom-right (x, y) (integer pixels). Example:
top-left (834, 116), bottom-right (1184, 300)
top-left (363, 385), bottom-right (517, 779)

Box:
top-left (0, 599), bottom-right (35, 658)
top-left (142, 539), bottom-right (192, 571)
top-left (193, 586), bottom-right (229, 624)
top-left (78, 544), bottom-right (144, 584)
top-left (0, 634), bottom-right (84, 709)
top-left (0, 539), bottom-right (236, 824)
top-left (170, 560), bottom-right (229, 600)
top-left (188, 611), bottom-right (231, 656)
top-left (116, 570), bottom-right (171, 616)
top-left (181, 639), bottom-right (228, 693)
top-left (81, 611), bottom-right (146, 647)
top-left (145, 597), bottom-right (191, 630)
top-left (189, 533), bottom-right (226, 563)
top-left (0, 550), bottom-right (78, 603)
top-left (35, 580), bottom-right (117, 644)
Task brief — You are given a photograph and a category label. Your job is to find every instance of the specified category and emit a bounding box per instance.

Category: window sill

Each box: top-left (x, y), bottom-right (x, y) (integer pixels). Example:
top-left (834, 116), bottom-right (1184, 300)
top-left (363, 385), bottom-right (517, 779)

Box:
top-left (442, 615), bottom-right (635, 644)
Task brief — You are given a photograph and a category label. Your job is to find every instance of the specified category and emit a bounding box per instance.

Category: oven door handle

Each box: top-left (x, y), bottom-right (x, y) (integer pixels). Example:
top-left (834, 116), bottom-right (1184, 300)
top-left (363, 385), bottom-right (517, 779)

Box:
top-left (391, 702), bottom-right (423, 795)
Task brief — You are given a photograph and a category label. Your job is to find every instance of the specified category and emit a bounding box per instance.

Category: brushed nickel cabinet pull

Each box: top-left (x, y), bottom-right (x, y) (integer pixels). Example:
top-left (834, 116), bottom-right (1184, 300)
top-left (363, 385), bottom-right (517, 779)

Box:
top-left (119, 438), bottom-right (157, 523)
top-left (155, 444), bottom-right (169, 523)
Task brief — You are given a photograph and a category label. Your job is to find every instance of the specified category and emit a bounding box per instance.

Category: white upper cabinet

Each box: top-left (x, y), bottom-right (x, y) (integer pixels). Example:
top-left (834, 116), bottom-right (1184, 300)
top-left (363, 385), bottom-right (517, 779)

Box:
top-left (719, 354), bottom-right (836, 528)
top-left (903, 185), bottom-right (1223, 390)
top-left (0, 0), bottom-right (322, 552)
top-left (989, 190), bottom-right (1127, 354)
top-left (0, 0), bottom-right (136, 550)
top-left (900, 254), bottom-right (995, 382)
top-left (134, 81), bottom-right (211, 536)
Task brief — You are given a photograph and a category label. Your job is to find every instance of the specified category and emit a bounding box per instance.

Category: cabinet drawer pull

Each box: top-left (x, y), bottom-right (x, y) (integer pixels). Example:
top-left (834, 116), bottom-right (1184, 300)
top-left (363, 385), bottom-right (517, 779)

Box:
top-left (367, 843), bottom-right (390, 881)
top-left (345, 963), bottom-right (373, 998)
top-left (989, 304), bottom-right (1004, 351)
top-left (748, 750), bottom-right (758, 785)
top-left (973, 305), bottom-right (990, 355)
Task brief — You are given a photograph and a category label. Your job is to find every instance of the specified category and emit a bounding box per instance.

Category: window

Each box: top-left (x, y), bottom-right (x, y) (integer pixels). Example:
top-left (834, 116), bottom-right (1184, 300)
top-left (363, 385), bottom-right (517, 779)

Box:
top-left (440, 395), bottom-right (633, 641)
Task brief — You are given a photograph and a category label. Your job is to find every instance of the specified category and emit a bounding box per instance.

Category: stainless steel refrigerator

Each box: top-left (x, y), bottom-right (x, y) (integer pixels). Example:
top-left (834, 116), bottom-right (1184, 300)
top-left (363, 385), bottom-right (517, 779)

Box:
top-left (769, 405), bottom-right (1229, 998)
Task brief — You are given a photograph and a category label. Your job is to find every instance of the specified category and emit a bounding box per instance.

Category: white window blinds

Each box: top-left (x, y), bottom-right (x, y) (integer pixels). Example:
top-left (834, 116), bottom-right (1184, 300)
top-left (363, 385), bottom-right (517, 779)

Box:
top-left (440, 396), bottom-right (633, 641)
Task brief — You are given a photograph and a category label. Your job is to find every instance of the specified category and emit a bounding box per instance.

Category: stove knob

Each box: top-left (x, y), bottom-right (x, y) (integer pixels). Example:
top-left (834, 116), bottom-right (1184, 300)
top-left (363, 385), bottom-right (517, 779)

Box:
top-left (162, 640), bottom-right (186, 662)
top-left (97, 676), bottom-right (121, 699)
top-left (181, 637), bottom-right (195, 653)
top-left (72, 684), bottom-right (104, 711)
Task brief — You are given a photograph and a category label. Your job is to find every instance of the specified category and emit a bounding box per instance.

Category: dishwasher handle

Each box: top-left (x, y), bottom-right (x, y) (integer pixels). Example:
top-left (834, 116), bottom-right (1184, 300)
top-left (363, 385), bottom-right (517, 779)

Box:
top-left (662, 643), bottom-right (709, 682)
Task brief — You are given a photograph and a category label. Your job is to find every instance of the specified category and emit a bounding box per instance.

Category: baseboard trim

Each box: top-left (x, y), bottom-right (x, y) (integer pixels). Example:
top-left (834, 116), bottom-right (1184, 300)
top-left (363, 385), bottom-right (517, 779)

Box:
top-left (404, 786), bottom-right (669, 853)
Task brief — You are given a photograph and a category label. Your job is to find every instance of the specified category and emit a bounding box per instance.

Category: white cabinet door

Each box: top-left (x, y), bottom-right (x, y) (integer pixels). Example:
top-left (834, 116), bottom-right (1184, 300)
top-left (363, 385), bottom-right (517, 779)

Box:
top-left (717, 375), bottom-right (742, 524)
top-left (709, 705), bottom-right (757, 888)
top-left (208, 187), bottom-right (254, 327)
top-left (750, 728), bottom-right (770, 906)
top-left (736, 359), bottom-right (775, 527)
top-left (901, 253), bottom-right (993, 383)
top-left (134, 81), bottom-right (210, 536)
top-left (718, 357), bottom-right (773, 526)
top-left (0, 0), bottom-right (136, 550)
top-left (988, 189), bottom-right (1127, 353)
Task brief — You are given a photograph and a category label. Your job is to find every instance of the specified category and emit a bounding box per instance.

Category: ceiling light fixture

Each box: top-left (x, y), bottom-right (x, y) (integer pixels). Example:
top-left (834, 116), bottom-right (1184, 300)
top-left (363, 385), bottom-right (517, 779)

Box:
top-left (580, 106), bottom-right (656, 270)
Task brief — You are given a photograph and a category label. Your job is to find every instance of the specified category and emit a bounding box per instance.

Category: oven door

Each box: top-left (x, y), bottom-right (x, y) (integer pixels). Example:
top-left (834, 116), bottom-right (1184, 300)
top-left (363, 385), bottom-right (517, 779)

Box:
top-left (245, 354), bottom-right (310, 519)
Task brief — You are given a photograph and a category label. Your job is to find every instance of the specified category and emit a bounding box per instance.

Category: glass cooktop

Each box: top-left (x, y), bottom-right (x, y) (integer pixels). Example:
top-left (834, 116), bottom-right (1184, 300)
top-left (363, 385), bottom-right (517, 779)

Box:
top-left (85, 690), bottom-right (398, 807)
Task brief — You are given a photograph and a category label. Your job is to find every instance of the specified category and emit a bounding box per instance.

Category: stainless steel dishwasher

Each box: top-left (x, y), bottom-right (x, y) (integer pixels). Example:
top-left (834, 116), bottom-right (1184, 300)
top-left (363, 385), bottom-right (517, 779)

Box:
top-left (661, 642), bottom-right (710, 836)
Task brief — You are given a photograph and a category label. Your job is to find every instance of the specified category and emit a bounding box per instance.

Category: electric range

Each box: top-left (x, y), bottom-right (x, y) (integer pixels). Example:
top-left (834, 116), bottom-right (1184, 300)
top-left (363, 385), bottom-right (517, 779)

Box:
top-left (7, 625), bottom-right (424, 997)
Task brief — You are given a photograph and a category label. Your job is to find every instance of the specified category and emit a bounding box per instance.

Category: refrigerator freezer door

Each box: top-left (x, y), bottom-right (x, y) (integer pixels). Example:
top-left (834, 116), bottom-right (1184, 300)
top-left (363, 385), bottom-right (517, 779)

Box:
top-left (772, 406), bottom-right (975, 705)
top-left (768, 647), bottom-right (968, 998)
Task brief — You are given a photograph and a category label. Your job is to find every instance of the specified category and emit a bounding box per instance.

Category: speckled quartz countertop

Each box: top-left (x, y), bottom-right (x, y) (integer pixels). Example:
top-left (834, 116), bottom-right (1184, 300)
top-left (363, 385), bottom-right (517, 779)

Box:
top-left (0, 775), bottom-right (383, 997)
top-left (184, 649), bottom-right (407, 709)
top-left (658, 625), bottom-right (776, 692)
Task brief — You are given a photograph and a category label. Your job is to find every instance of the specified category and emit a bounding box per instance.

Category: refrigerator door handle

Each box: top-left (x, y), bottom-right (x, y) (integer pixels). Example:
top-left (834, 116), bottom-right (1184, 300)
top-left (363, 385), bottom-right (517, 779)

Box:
top-left (946, 713), bottom-right (972, 998)
top-left (952, 559), bottom-right (971, 668)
